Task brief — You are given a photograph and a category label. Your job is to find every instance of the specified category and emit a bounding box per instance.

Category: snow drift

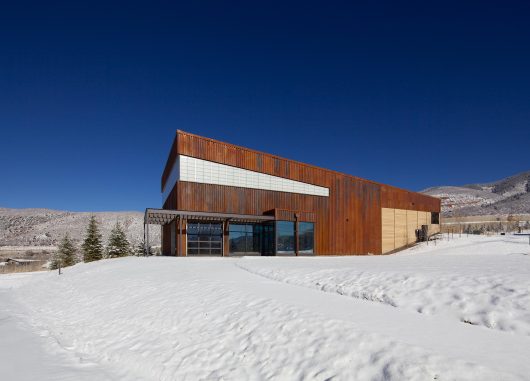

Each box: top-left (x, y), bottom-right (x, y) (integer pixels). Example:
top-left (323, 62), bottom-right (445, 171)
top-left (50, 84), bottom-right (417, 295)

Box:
top-left (1, 235), bottom-right (529, 380)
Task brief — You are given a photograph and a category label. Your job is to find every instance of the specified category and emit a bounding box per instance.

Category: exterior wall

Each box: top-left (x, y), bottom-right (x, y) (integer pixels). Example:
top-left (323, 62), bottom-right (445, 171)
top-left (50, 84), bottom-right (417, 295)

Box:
top-left (162, 224), bottom-right (171, 256)
top-left (430, 221), bottom-right (441, 235)
top-left (381, 208), bottom-right (395, 253)
top-left (394, 209), bottom-right (407, 248)
top-left (170, 221), bottom-right (176, 256)
top-left (381, 208), bottom-right (441, 253)
top-left (162, 130), bottom-right (441, 255)
top-left (380, 184), bottom-right (440, 212)
top-left (178, 155), bottom-right (329, 197)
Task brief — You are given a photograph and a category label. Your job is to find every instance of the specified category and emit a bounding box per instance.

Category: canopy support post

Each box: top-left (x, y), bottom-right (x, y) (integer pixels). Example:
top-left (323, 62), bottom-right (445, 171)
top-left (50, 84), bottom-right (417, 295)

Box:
top-left (146, 222), bottom-right (150, 256)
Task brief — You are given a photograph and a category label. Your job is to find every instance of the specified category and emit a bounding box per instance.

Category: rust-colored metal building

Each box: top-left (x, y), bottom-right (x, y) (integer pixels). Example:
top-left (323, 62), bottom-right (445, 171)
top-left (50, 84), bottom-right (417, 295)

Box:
top-left (145, 130), bottom-right (440, 256)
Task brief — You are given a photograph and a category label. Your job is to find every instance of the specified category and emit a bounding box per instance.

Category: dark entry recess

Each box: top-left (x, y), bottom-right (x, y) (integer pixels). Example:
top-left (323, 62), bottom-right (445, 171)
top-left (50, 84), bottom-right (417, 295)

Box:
top-left (228, 222), bottom-right (275, 256)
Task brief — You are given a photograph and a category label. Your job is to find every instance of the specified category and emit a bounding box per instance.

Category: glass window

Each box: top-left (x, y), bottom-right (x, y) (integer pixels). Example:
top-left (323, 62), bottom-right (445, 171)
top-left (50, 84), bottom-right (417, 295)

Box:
top-left (298, 222), bottom-right (314, 255)
top-left (261, 222), bottom-right (275, 256)
top-left (276, 221), bottom-right (295, 255)
top-left (187, 222), bottom-right (223, 256)
top-left (229, 224), bottom-right (261, 255)
top-left (431, 212), bottom-right (440, 224)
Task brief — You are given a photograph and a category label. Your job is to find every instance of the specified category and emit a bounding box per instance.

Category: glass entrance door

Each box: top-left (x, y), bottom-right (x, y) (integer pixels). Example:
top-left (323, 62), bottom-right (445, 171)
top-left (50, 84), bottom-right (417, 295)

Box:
top-left (228, 222), bottom-right (275, 256)
top-left (187, 222), bottom-right (223, 256)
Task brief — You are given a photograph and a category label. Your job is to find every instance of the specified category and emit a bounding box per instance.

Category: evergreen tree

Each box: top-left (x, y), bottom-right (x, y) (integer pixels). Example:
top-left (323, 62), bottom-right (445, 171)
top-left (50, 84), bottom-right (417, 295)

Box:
top-left (49, 251), bottom-right (60, 270)
top-left (82, 215), bottom-right (104, 262)
top-left (135, 240), bottom-right (147, 256)
top-left (58, 233), bottom-right (77, 267)
top-left (134, 238), bottom-right (155, 256)
top-left (106, 221), bottom-right (131, 258)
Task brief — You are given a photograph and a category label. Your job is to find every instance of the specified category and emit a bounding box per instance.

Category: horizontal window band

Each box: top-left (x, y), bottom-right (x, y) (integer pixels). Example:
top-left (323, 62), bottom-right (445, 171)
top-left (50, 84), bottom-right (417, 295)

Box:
top-left (178, 180), bottom-right (329, 196)
top-left (163, 155), bottom-right (330, 203)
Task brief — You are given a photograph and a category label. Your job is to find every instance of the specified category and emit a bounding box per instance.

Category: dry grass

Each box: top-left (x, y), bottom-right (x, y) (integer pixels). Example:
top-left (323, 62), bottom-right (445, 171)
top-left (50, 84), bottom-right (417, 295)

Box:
top-left (443, 214), bottom-right (530, 223)
top-left (0, 261), bottom-right (48, 274)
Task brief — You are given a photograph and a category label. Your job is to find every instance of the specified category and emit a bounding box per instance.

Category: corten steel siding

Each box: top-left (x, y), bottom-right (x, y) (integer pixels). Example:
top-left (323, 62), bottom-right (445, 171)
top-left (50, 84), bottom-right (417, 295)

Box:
top-left (273, 209), bottom-right (317, 222)
top-left (162, 131), bottom-right (441, 255)
top-left (380, 184), bottom-right (439, 212)
top-left (161, 136), bottom-right (179, 193)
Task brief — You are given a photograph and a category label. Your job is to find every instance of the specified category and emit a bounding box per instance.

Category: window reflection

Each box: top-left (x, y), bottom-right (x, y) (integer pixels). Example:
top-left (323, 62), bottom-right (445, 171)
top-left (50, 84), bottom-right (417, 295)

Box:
top-left (187, 222), bottom-right (223, 255)
top-left (299, 222), bottom-right (314, 254)
top-left (229, 223), bottom-right (275, 256)
top-left (229, 224), bottom-right (260, 255)
top-left (276, 221), bottom-right (295, 255)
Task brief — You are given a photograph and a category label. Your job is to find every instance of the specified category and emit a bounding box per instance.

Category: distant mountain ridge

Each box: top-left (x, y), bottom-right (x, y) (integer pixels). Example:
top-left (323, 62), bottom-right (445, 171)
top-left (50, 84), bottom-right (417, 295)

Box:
top-left (2, 171), bottom-right (529, 247)
top-left (422, 171), bottom-right (530, 216)
top-left (0, 208), bottom-right (160, 247)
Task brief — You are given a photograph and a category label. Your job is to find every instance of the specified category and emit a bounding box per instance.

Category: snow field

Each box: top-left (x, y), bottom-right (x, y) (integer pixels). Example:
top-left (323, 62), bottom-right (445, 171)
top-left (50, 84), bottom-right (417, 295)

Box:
top-left (1, 235), bottom-right (529, 380)
top-left (238, 235), bottom-right (530, 336)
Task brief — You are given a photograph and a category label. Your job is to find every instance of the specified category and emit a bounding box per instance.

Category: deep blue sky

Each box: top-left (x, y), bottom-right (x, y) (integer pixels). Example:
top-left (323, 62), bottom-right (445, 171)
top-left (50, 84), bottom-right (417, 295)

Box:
top-left (1, 1), bottom-right (529, 211)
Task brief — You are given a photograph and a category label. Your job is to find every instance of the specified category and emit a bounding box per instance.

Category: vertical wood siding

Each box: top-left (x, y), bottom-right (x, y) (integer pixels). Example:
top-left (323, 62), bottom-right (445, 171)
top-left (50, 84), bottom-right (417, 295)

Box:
top-left (160, 131), bottom-right (441, 255)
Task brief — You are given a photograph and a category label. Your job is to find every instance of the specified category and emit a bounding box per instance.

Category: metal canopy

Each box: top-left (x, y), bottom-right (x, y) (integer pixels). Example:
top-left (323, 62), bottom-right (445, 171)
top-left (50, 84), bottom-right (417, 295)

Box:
top-left (143, 208), bottom-right (275, 256)
top-left (144, 208), bottom-right (275, 225)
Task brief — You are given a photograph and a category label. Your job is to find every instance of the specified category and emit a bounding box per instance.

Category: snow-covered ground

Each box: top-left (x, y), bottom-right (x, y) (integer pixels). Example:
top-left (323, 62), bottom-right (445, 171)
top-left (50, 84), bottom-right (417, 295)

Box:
top-left (1, 235), bottom-right (529, 380)
top-left (238, 234), bottom-right (530, 336)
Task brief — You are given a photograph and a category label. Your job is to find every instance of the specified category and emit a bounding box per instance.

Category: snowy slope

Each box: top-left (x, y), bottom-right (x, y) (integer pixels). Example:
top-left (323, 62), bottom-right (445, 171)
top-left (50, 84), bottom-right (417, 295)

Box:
top-left (0, 208), bottom-right (160, 247)
top-left (0, 294), bottom-right (114, 381)
top-left (1, 235), bottom-right (530, 380)
top-left (422, 171), bottom-right (530, 216)
top-left (238, 235), bottom-right (530, 336)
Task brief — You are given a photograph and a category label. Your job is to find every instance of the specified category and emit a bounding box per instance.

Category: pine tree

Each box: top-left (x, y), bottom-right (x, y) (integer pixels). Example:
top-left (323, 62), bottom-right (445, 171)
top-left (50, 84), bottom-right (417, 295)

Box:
top-left (106, 221), bottom-right (131, 258)
top-left (49, 251), bottom-right (60, 270)
top-left (82, 215), bottom-right (104, 262)
top-left (135, 240), bottom-right (146, 256)
top-left (58, 233), bottom-right (77, 267)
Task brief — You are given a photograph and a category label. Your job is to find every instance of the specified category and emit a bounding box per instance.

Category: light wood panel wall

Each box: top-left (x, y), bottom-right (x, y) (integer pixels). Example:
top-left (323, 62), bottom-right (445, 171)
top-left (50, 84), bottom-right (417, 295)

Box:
top-left (407, 210), bottom-right (418, 243)
top-left (381, 208), bottom-right (395, 253)
top-left (394, 209), bottom-right (408, 248)
top-left (430, 217), bottom-right (440, 234)
top-left (418, 211), bottom-right (428, 226)
top-left (382, 208), bottom-right (440, 253)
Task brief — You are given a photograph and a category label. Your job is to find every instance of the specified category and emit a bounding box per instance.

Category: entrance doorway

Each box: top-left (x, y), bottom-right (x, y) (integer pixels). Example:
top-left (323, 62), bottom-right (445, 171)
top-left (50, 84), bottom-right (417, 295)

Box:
top-left (228, 222), bottom-right (275, 256)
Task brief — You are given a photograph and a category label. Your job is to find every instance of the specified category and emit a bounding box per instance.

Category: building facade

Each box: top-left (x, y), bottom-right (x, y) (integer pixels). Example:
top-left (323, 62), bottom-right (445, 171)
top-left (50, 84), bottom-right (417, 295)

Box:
top-left (146, 130), bottom-right (440, 256)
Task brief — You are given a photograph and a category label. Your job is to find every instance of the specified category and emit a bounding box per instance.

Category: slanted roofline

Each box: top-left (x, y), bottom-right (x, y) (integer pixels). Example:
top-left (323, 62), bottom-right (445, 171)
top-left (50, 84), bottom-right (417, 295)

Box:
top-left (161, 129), bottom-right (439, 203)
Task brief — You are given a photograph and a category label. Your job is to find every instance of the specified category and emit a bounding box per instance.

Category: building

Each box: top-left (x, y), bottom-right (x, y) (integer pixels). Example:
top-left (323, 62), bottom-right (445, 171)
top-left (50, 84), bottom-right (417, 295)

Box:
top-left (144, 130), bottom-right (440, 256)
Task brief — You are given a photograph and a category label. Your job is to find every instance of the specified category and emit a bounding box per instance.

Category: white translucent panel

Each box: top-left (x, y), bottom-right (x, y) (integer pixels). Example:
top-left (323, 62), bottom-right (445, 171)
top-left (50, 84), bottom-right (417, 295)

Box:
top-left (176, 155), bottom-right (329, 197)
top-left (260, 175), bottom-right (268, 189)
top-left (162, 156), bottom-right (180, 204)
